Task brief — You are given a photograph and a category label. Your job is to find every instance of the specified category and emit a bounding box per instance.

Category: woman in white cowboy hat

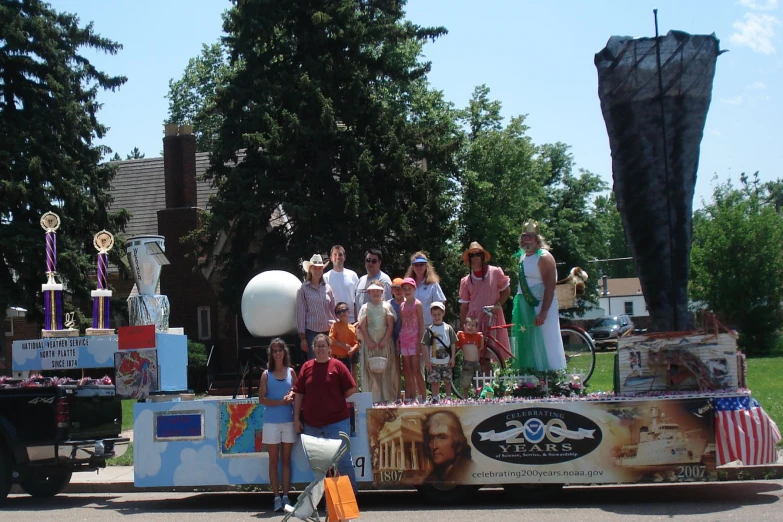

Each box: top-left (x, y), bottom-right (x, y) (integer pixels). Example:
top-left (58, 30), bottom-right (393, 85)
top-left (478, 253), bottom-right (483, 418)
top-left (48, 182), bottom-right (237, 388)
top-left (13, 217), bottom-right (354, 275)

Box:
top-left (296, 254), bottom-right (336, 363)
top-left (458, 242), bottom-right (512, 371)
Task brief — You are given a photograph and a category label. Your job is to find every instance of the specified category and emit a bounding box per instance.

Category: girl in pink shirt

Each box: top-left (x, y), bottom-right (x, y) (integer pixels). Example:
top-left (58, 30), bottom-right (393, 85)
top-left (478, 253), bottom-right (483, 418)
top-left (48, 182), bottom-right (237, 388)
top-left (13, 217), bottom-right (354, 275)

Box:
top-left (398, 278), bottom-right (425, 401)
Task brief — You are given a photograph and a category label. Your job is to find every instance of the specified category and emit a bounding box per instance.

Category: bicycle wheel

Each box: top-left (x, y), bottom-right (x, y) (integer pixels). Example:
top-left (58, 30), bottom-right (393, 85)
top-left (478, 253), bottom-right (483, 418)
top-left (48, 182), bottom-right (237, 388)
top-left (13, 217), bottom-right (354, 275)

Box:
top-left (560, 326), bottom-right (596, 385)
top-left (485, 344), bottom-right (507, 370)
top-left (450, 344), bottom-right (506, 400)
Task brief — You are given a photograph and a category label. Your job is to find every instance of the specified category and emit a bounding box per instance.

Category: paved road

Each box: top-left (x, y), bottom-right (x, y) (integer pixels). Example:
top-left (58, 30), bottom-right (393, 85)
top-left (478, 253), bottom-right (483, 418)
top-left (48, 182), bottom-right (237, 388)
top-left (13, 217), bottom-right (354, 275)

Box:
top-left (4, 481), bottom-right (783, 521)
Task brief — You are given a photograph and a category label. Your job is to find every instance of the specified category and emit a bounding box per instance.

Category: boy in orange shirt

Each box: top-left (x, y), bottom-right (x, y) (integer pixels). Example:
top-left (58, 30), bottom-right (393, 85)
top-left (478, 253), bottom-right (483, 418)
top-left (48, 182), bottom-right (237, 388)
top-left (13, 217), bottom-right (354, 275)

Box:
top-left (329, 301), bottom-right (359, 379)
top-left (457, 316), bottom-right (484, 398)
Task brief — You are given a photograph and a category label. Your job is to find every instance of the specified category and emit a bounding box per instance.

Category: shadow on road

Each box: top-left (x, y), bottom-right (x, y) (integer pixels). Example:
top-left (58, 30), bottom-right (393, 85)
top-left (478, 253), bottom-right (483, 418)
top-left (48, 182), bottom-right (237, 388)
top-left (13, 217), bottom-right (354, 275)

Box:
top-left (4, 481), bottom-right (781, 517)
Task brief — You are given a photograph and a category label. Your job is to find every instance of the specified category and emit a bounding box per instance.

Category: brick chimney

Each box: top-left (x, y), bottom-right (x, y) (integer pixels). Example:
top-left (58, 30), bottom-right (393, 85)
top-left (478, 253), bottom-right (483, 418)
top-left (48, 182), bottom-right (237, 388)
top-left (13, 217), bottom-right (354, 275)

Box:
top-left (163, 124), bottom-right (197, 209)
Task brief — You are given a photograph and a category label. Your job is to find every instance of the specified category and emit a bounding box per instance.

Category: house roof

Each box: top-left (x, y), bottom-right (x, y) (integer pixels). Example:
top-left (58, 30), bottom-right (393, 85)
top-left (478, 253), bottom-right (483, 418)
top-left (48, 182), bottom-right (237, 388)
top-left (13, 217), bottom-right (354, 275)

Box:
top-left (109, 152), bottom-right (216, 238)
top-left (602, 277), bottom-right (643, 297)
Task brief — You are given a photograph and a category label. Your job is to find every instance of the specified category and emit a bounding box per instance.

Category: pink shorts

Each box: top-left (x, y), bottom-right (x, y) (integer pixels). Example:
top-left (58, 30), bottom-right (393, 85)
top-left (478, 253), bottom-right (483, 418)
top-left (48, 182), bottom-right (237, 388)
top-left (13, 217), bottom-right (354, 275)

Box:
top-left (400, 342), bottom-right (419, 357)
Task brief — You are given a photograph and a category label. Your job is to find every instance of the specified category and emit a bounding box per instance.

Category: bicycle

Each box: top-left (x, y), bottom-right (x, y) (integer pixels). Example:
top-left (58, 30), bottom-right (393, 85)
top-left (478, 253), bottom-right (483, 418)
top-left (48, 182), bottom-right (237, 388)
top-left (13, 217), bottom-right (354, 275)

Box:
top-left (450, 306), bottom-right (511, 400)
top-left (449, 305), bottom-right (596, 399)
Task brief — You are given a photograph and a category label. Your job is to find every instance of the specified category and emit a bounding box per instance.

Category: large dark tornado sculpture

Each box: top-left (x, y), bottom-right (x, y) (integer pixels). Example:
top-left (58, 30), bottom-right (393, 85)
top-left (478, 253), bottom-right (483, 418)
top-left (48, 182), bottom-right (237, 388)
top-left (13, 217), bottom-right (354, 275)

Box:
top-left (595, 30), bottom-right (721, 332)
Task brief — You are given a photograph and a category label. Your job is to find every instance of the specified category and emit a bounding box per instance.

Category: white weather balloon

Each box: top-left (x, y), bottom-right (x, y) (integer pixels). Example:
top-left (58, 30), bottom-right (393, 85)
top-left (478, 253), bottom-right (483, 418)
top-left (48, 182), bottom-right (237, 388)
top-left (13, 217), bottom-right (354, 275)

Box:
top-left (241, 270), bottom-right (301, 337)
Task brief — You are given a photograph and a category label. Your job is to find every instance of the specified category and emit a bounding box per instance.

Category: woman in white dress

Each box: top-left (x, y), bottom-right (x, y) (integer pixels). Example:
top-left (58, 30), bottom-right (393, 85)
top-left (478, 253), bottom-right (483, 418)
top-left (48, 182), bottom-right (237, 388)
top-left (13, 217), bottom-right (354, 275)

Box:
top-left (512, 220), bottom-right (566, 371)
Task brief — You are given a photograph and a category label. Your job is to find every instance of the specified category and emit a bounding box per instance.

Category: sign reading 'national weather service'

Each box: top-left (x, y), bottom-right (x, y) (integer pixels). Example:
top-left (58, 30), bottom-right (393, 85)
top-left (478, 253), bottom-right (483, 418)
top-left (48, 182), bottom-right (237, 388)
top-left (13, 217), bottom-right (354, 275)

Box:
top-left (12, 335), bottom-right (119, 371)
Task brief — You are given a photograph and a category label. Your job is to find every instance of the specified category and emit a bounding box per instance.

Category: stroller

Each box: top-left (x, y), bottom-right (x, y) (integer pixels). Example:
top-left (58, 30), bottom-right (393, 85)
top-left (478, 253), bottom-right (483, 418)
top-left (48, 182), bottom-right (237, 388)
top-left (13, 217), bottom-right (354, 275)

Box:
top-left (282, 431), bottom-right (352, 522)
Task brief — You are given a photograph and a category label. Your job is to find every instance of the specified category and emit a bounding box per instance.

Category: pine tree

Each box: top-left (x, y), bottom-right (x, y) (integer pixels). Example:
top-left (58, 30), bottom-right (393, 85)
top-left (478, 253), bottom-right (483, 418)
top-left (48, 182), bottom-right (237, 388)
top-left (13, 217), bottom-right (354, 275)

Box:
top-left (201, 0), bottom-right (459, 308)
top-left (0, 0), bottom-right (129, 323)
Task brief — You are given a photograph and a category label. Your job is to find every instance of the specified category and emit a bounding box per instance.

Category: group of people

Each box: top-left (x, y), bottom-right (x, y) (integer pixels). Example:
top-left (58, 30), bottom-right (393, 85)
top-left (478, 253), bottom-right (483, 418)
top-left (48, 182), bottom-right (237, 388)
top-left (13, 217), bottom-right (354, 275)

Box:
top-left (258, 222), bottom-right (567, 510)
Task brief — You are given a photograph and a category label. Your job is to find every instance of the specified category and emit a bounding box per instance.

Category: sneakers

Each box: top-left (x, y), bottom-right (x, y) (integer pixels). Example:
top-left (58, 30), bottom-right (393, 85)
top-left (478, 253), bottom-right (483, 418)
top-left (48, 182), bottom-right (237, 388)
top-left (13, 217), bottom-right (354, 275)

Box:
top-left (273, 496), bottom-right (283, 512)
top-left (281, 495), bottom-right (291, 508)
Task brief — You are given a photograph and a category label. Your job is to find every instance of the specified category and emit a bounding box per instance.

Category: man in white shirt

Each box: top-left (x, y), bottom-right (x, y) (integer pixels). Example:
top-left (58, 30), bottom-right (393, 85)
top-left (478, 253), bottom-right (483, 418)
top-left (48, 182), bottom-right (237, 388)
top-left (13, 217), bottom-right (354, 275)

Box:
top-left (354, 247), bottom-right (392, 319)
top-left (323, 245), bottom-right (360, 323)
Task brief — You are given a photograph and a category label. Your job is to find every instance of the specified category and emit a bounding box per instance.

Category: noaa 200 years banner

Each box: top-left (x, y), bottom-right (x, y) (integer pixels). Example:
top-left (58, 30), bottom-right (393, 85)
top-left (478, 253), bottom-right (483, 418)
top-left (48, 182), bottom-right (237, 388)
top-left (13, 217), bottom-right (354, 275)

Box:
top-left (367, 398), bottom-right (716, 487)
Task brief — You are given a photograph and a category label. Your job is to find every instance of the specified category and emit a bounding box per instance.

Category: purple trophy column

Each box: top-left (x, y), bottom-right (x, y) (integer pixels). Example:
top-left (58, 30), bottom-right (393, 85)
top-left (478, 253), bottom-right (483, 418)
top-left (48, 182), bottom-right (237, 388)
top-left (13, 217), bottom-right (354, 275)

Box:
top-left (43, 230), bottom-right (62, 330)
top-left (92, 252), bottom-right (111, 329)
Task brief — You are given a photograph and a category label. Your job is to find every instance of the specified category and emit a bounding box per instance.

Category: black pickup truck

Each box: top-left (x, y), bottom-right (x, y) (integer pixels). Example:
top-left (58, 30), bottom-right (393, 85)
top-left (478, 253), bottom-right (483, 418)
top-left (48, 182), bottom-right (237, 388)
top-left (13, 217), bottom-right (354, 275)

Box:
top-left (0, 378), bottom-right (129, 503)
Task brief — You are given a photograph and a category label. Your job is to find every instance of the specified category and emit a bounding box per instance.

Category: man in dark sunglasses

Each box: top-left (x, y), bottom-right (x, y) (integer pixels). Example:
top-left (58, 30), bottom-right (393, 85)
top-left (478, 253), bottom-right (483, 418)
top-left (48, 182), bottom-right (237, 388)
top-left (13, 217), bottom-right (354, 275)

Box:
top-left (354, 247), bottom-right (392, 318)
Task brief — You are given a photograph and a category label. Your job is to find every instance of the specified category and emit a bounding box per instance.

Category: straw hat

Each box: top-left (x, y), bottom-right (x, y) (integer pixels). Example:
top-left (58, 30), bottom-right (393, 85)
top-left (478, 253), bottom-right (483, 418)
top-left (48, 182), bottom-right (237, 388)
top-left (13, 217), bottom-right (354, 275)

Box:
top-left (461, 241), bottom-right (491, 265)
top-left (302, 254), bottom-right (329, 272)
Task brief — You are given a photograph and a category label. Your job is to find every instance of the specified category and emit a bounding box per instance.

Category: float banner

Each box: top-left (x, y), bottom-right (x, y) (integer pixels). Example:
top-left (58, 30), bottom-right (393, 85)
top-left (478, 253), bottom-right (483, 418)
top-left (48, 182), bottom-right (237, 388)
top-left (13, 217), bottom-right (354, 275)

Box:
top-left (12, 335), bottom-right (118, 371)
top-left (367, 398), bottom-right (716, 486)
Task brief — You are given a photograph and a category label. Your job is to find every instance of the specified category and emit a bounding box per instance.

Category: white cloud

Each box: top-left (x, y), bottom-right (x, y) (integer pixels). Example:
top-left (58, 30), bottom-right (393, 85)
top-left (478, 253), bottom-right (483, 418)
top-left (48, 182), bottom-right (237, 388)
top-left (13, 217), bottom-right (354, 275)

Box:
top-left (720, 95), bottom-right (744, 105)
top-left (228, 456), bottom-right (269, 483)
top-left (12, 341), bottom-right (39, 366)
top-left (134, 409), bottom-right (168, 479)
top-left (738, 0), bottom-right (778, 10)
top-left (173, 446), bottom-right (228, 486)
top-left (747, 80), bottom-right (767, 89)
top-left (730, 13), bottom-right (781, 54)
top-left (706, 127), bottom-right (722, 137)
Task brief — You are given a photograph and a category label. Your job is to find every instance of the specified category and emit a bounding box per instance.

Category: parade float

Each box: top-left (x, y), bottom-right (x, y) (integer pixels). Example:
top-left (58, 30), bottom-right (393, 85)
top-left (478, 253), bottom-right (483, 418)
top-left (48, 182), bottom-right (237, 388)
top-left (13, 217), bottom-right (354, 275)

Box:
top-left (9, 27), bottom-right (779, 503)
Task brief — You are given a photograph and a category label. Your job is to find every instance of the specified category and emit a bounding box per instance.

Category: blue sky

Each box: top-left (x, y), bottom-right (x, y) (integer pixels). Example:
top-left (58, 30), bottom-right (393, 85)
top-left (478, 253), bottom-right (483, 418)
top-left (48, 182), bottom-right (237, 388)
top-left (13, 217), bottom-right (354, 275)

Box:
top-left (48, 0), bottom-right (781, 206)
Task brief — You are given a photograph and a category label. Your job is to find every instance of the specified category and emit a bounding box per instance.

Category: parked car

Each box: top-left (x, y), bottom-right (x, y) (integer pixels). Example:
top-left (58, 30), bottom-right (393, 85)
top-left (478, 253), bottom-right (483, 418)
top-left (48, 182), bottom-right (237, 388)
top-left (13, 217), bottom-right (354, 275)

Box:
top-left (588, 315), bottom-right (634, 349)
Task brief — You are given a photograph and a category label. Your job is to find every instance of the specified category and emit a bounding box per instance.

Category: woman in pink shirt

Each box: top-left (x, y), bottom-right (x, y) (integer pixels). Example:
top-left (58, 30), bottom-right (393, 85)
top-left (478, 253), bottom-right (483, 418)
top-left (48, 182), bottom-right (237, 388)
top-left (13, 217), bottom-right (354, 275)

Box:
top-left (458, 242), bottom-right (512, 372)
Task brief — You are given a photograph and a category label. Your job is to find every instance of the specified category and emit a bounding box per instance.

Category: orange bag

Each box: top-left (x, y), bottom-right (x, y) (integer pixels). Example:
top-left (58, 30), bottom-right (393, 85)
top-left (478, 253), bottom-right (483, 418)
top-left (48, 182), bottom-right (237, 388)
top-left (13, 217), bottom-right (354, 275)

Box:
top-left (324, 475), bottom-right (359, 521)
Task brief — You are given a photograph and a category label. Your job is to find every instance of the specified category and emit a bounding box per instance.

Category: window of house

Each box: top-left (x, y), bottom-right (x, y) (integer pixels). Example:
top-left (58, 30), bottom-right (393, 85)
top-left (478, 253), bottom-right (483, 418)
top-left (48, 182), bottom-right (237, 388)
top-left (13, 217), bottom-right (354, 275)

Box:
top-left (4, 318), bottom-right (12, 337)
top-left (197, 306), bottom-right (211, 341)
top-left (624, 301), bottom-right (634, 315)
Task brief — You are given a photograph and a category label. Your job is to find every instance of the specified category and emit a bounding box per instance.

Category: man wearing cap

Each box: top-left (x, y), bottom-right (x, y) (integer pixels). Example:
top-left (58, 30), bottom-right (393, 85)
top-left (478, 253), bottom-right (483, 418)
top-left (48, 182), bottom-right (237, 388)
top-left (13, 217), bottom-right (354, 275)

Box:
top-left (458, 242), bottom-right (512, 367)
top-left (323, 245), bottom-right (360, 323)
top-left (354, 247), bottom-right (392, 319)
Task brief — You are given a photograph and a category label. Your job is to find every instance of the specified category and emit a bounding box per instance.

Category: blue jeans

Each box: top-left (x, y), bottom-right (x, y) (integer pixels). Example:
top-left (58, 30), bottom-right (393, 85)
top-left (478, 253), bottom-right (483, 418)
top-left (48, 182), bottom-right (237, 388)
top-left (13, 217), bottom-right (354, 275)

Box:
top-left (303, 418), bottom-right (357, 493)
top-left (305, 329), bottom-right (328, 361)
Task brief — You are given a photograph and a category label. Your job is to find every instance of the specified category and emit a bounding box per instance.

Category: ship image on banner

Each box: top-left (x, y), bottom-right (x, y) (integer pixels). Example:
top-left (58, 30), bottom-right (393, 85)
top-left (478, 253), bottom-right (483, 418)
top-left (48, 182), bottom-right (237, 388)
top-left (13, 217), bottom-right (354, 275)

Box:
top-left (615, 406), bottom-right (709, 467)
top-left (366, 399), bottom-right (716, 487)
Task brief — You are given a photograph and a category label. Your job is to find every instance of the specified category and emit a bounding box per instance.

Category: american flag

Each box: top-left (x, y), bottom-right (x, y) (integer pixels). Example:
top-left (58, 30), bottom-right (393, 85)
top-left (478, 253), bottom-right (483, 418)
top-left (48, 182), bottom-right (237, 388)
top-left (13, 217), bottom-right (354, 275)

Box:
top-left (714, 396), bottom-right (781, 466)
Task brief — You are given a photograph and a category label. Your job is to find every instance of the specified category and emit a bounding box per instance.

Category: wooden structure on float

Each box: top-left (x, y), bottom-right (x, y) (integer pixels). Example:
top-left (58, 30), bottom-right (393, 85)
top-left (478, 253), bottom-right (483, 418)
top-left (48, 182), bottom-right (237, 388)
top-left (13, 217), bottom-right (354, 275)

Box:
top-left (616, 332), bottom-right (744, 395)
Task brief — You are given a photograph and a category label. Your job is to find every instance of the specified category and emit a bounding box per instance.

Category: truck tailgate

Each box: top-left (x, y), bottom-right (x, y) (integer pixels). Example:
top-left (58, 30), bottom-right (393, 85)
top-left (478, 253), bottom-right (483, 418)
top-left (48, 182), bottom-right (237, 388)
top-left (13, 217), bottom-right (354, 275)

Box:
top-left (62, 385), bottom-right (122, 440)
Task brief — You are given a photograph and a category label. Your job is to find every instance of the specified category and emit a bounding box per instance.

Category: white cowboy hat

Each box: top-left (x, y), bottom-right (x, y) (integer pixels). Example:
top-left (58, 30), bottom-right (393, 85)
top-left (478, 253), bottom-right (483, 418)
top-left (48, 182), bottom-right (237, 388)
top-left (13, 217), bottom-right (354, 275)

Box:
top-left (302, 254), bottom-right (329, 272)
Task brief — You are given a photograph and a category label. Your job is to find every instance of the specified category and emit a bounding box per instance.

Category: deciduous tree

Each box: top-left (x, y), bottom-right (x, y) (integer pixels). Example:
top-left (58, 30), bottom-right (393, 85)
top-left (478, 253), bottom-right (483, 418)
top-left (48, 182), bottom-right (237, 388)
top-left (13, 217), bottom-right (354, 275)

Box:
top-left (690, 173), bottom-right (783, 355)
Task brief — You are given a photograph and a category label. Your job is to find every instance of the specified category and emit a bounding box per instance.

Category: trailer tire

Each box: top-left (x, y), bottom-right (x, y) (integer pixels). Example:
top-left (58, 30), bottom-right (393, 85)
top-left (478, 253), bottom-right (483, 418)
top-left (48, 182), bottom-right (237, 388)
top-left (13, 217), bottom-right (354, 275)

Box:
top-left (0, 446), bottom-right (11, 504)
top-left (415, 483), bottom-right (479, 503)
top-left (503, 483), bottom-right (564, 503)
top-left (19, 468), bottom-right (72, 498)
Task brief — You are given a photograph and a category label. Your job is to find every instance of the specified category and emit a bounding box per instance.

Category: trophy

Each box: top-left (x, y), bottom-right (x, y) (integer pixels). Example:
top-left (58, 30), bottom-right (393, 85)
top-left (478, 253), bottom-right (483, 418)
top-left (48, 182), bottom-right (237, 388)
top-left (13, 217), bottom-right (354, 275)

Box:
top-left (41, 212), bottom-right (78, 338)
top-left (126, 235), bottom-right (170, 331)
top-left (86, 230), bottom-right (115, 335)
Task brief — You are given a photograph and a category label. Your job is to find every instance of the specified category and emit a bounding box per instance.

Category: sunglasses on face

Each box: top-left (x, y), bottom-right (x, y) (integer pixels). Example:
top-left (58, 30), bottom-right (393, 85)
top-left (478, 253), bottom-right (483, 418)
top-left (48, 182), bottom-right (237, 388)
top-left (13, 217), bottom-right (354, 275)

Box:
top-left (336, 308), bottom-right (350, 314)
top-left (365, 258), bottom-right (379, 264)
top-left (469, 253), bottom-right (484, 259)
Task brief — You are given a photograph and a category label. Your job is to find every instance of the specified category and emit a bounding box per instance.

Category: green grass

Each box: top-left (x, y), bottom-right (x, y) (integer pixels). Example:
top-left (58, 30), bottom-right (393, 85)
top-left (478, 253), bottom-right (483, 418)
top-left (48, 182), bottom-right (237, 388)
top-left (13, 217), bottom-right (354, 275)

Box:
top-left (108, 441), bottom-right (133, 466)
top-left (746, 356), bottom-right (783, 431)
top-left (121, 399), bottom-right (135, 432)
top-left (586, 351), bottom-right (615, 393)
